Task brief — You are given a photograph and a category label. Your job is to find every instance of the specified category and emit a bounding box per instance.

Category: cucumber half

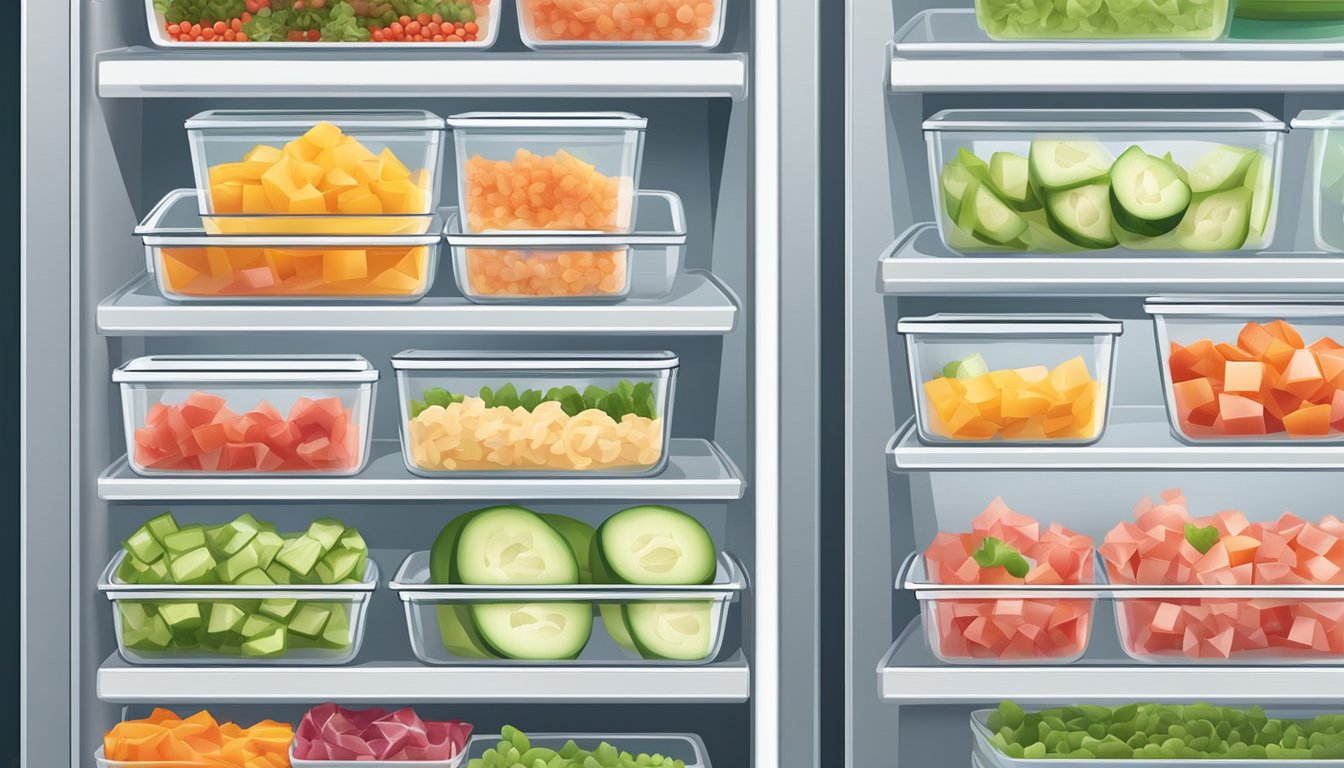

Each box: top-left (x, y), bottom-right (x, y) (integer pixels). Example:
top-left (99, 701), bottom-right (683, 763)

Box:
top-left (1175, 187), bottom-right (1253, 251)
top-left (1029, 140), bottom-right (1113, 191)
top-left (1109, 146), bottom-right (1192, 237)
top-left (957, 181), bottom-right (1029, 246)
top-left (1044, 183), bottom-right (1118, 249)
top-left (1188, 145), bottom-right (1257, 194)
top-left (471, 602), bottom-right (593, 660)
top-left (594, 506), bottom-right (717, 585)
top-left (454, 506), bottom-right (579, 584)
top-left (623, 601), bottom-right (716, 661)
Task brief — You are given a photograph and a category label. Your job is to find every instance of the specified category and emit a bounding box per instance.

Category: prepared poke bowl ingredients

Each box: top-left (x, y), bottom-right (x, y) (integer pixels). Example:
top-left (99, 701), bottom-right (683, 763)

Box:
top-left (974, 701), bottom-right (1344, 761)
top-left (516, 0), bottom-right (726, 48)
top-left (920, 499), bottom-right (1095, 663)
top-left (449, 113), bottom-right (645, 233)
top-left (187, 110), bottom-right (444, 234)
top-left (925, 109), bottom-right (1284, 254)
top-left (100, 709), bottom-right (292, 766)
top-left (292, 704), bottom-right (472, 763)
top-left (975, 0), bottom-right (1231, 39)
top-left (1149, 301), bottom-right (1344, 442)
top-left (1103, 488), bottom-right (1344, 663)
top-left (115, 355), bottom-right (377, 476)
top-left (898, 313), bottom-right (1121, 445)
top-left (392, 351), bottom-right (675, 476)
top-left (101, 511), bottom-right (375, 664)
top-left (149, 0), bottom-right (498, 45)
top-left (393, 504), bottom-right (741, 664)
top-left (469, 727), bottom-right (692, 768)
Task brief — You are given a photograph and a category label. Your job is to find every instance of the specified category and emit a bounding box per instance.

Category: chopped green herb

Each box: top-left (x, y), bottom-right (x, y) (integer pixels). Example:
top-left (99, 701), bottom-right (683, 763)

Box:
top-left (972, 536), bottom-right (1031, 579)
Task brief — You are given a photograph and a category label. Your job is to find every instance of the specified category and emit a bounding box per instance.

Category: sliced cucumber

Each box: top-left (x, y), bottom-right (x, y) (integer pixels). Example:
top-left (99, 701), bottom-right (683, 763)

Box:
top-left (989, 152), bottom-right (1041, 211)
top-left (1109, 146), bottom-right (1191, 237)
top-left (471, 602), bottom-right (592, 660)
top-left (1029, 140), bottom-right (1113, 191)
top-left (1242, 153), bottom-right (1273, 241)
top-left (1021, 215), bottom-right (1077, 253)
top-left (1162, 151), bottom-right (1191, 185)
top-left (454, 506), bottom-right (579, 584)
top-left (1188, 145), bottom-right (1257, 194)
top-left (540, 514), bottom-right (596, 584)
top-left (954, 147), bottom-right (993, 183)
top-left (624, 601), bottom-right (715, 661)
top-left (1175, 187), bottom-right (1253, 252)
top-left (595, 505), bottom-right (717, 585)
top-left (940, 163), bottom-right (978, 221)
top-left (1044, 183), bottom-right (1118, 249)
top-left (959, 182), bottom-right (1029, 245)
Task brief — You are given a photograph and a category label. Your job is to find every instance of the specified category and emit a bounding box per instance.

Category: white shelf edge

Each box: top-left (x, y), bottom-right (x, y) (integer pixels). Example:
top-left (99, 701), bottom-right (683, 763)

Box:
top-left (879, 223), bottom-right (1344, 297)
top-left (97, 48), bottom-right (748, 100)
top-left (96, 272), bottom-right (739, 335)
top-left (98, 652), bottom-right (751, 703)
top-left (98, 438), bottom-right (745, 502)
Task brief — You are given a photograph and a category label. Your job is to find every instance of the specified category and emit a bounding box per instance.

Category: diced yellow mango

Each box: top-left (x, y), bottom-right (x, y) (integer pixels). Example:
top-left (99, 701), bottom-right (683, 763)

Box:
top-left (371, 262), bottom-right (423, 293)
top-left (1049, 356), bottom-right (1093, 398)
top-left (337, 188), bottom-right (382, 215)
top-left (288, 185), bottom-right (327, 214)
top-left (160, 250), bottom-right (204, 290)
top-left (290, 160), bottom-right (324, 188)
top-left (371, 179), bottom-right (412, 213)
top-left (322, 250), bottom-right (369, 283)
top-left (209, 162), bottom-right (252, 186)
top-left (410, 168), bottom-right (432, 190)
top-left (264, 249), bottom-right (299, 281)
top-left (294, 254), bottom-right (324, 275)
top-left (987, 369), bottom-right (1026, 390)
top-left (285, 137), bottom-right (322, 162)
top-left (241, 183), bottom-right (269, 213)
top-left (205, 247), bottom-right (233, 279)
top-left (303, 122), bottom-right (343, 150)
top-left (377, 147), bottom-right (412, 181)
top-left (260, 156), bottom-right (298, 212)
top-left (1015, 365), bottom-right (1050, 384)
top-left (244, 144), bottom-right (283, 165)
top-left (353, 158), bottom-right (382, 185)
top-left (212, 182), bottom-right (245, 213)
top-left (332, 140), bottom-right (375, 172)
top-left (961, 375), bottom-right (999, 405)
top-left (320, 168), bottom-right (359, 191)
top-left (1001, 387), bottom-right (1054, 418)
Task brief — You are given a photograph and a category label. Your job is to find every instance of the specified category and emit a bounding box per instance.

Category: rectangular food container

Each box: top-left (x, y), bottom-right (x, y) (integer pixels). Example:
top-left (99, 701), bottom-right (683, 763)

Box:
top-left (186, 109), bottom-right (446, 235)
top-left (516, 0), bottom-right (727, 49)
top-left (1146, 298), bottom-right (1344, 444)
top-left (137, 189), bottom-right (442, 302)
top-left (896, 314), bottom-right (1122, 445)
top-left (114, 355), bottom-right (378, 476)
top-left (974, 0), bottom-right (1233, 39)
top-left (465, 733), bottom-right (711, 768)
top-left (924, 109), bottom-right (1285, 254)
top-left (445, 189), bottom-right (686, 303)
top-left (901, 553), bottom-right (1101, 664)
top-left (144, 0), bottom-right (501, 48)
top-left (390, 550), bottom-right (744, 665)
top-left (391, 351), bottom-right (676, 477)
top-left (98, 550), bottom-right (377, 665)
top-left (447, 112), bottom-right (646, 234)
top-left (1291, 111), bottom-right (1344, 252)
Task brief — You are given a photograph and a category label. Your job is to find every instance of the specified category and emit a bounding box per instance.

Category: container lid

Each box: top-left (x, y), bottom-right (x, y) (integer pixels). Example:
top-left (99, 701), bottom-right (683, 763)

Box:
top-left (113, 355), bottom-right (379, 383)
top-left (1292, 109), bottom-right (1344, 129)
top-left (391, 351), bottom-right (678, 371)
top-left (923, 108), bottom-right (1286, 132)
top-left (136, 189), bottom-right (444, 245)
top-left (444, 190), bottom-right (686, 246)
top-left (896, 313), bottom-right (1124, 336)
top-left (446, 111), bottom-right (647, 130)
top-left (1145, 296), bottom-right (1344, 316)
top-left (185, 109), bottom-right (444, 131)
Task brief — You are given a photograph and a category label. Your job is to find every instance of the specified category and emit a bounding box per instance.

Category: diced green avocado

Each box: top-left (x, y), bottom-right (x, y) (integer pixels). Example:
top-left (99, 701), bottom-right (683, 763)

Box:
top-left (144, 511), bottom-right (179, 545)
top-left (172, 631), bottom-right (200, 649)
top-left (259, 598), bottom-right (298, 621)
top-left (305, 518), bottom-right (346, 553)
top-left (276, 535), bottom-right (324, 577)
top-left (940, 163), bottom-right (980, 221)
top-left (241, 614), bottom-right (280, 639)
top-left (1242, 153), bottom-right (1274, 240)
top-left (123, 526), bottom-right (165, 565)
top-left (989, 152), bottom-right (1041, 211)
top-left (314, 548), bottom-right (361, 584)
top-left (215, 519), bottom-right (258, 557)
top-left (241, 626), bottom-right (287, 658)
top-left (156, 602), bottom-right (202, 632)
top-left (339, 528), bottom-right (367, 553)
top-left (1188, 145), bottom-right (1257, 194)
top-left (207, 603), bottom-right (246, 634)
top-left (126, 613), bottom-right (173, 651)
top-left (117, 555), bottom-right (151, 584)
top-left (1029, 140), bottom-right (1113, 191)
top-left (287, 603), bottom-right (332, 639)
top-left (120, 601), bottom-right (153, 629)
top-left (321, 605), bottom-right (351, 649)
top-left (163, 525), bottom-right (207, 556)
top-left (167, 547), bottom-right (217, 584)
top-left (960, 181), bottom-right (1029, 245)
top-left (1044, 183), bottom-right (1118, 249)
top-left (1175, 187), bottom-right (1253, 252)
top-left (140, 559), bottom-right (170, 584)
top-left (232, 568), bottom-right (275, 586)
top-left (218, 546), bottom-right (261, 583)
top-left (265, 562), bottom-right (294, 584)
top-left (253, 530), bottom-right (284, 570)
top-left (1109, 145), bottom-right (1192, 237)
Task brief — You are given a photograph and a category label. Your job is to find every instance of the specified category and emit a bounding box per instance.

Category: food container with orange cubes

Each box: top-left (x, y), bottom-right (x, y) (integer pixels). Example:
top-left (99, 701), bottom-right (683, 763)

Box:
top-left (1147, 298), bottom-right (1344, 443)
top-left (391, 351), bottom-right (676, 477)
top-left (186, 109), bottom-right (445, 235)
top-left (447, 112), bottom-right (646, 234)
top-left (114, 355), bottom-right (378, 477)
top-left (137, 189), bottom-right (442, 301)
top-left (445, 190), bottom-right (687, 303)
top-left (897, 314), bottom-right (1122, 445)
top-left (516, 0), bottom-right (727, 49)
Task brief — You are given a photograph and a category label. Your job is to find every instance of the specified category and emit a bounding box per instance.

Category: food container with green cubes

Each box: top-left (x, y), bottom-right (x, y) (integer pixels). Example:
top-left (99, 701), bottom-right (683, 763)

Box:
top-left (925, 109), bottom-right (1285, 255)
top-left (99, 511), bottom-right (376, 665)
top-left (975, 0), bottom-right (1234, 39)
top-left (1291, 111), bottom-right (1344, 252)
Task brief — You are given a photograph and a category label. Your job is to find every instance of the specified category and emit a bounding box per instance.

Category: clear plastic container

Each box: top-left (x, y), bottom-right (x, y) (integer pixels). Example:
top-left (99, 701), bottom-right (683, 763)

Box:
top-left (1146, 298), bottom-right (1344, 444)
top-left (186, 110), bottom-right (446, 235)
top-left (974, 0), bottom-right (1233, 39)
top-left (464, 734), bottom-right (710, 768)
top-left (98, 550), bottom-right (377, 665)
top-left (136, 189), bottom-right (442, 302)
top-left (896, 314), bottom-right (1122, 445)
top-left (144, 0), bottom-right (501, 48)
top-left (1290, 111), bottom-right (1344, 252)
top-left (447, 112), bottom-right (646, 234)
top-left (391, 351), bottom-right (676, 477)
top-left (113, 355), bottom-right (378, 476)
top-left (445, 190), bottom-right (687, 303)
top-left (289, 742), bottom-right (467, 768)
top-left (390, 550), bottom-right (744, 665)
top-left (515, 0), bottom-right (727, 49)
top-left (924, 109), bottom-right (1285, 254)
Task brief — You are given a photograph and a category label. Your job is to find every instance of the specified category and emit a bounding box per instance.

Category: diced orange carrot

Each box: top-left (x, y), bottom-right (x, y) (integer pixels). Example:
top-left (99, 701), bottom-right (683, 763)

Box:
top-left (1285, 403), bottom-right (1333, 436)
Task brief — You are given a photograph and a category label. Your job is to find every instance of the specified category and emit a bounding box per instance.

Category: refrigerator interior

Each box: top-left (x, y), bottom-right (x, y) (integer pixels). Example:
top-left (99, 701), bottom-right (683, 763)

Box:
top-left (847, 0), bottom-right (1344, 764)
top-left (16, 0), bottom-right (819, 765)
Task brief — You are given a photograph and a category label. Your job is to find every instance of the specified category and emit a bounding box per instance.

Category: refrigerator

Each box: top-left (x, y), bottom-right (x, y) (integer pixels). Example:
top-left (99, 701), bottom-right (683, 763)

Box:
top-left (849, 0), bottom-right (1344, 765)
top-left (19, 1), bottom-right (821, 765)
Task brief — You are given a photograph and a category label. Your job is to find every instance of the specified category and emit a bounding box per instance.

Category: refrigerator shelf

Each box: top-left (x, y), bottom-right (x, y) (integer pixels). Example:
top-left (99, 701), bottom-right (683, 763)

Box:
top-left (96, 48), bottom-right (748, 100)
top-left (96, 651), bottom-right (750, 703)
top-left (890, 10), bottom-right (1344, 92)
top-left (887, 406), bottom-right (1344, 471)
top-left (879, 224), bottom-right (1344, 297)
top-left (97, 272), bottom-right (738, 335)
top-left (879, 617), bottom-right (1344, 704)
top-left (97, 438), bottom-right (744, 501)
